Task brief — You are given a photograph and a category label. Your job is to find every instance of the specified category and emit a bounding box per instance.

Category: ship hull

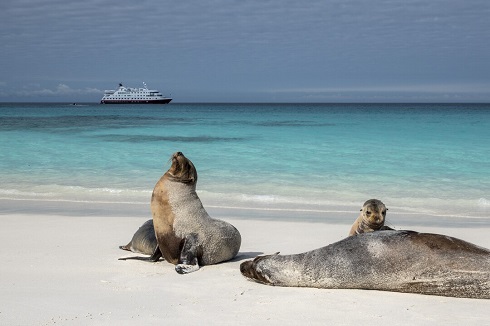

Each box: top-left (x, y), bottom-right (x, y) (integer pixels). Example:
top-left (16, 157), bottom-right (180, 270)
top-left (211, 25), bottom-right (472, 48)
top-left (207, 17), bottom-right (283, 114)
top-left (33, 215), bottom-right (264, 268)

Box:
top-left (100, 98), bottom-right (172, 104)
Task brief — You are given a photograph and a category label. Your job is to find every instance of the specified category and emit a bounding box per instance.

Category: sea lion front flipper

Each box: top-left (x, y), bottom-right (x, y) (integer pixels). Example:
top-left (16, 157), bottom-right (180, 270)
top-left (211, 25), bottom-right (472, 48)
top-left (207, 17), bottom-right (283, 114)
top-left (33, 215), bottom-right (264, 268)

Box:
top-left (348, 215), bottom-right (362, 236)
top-left (175, 233), bottom-right (200, 274)
top-left (149, 245), bottom-right (162, 262)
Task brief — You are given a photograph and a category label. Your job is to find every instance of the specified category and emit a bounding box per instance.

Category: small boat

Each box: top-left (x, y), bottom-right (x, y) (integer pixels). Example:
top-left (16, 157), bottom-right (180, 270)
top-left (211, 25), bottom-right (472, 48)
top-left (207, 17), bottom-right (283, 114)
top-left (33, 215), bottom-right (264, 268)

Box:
top-left (100, 83), bottom-right (172, 104)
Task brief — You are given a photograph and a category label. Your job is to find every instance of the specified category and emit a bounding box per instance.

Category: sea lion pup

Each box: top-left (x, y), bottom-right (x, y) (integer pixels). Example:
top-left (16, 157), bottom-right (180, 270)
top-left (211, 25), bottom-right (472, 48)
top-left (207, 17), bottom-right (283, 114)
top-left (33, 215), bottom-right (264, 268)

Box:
top-left (119, 219), bottom-right (157, 256)
top-left (151, 151), bottom-right (241, 274)
top-left (240, 230), bottom-right (490, 299)
top-left (349, 199), bottom-right (390, 236)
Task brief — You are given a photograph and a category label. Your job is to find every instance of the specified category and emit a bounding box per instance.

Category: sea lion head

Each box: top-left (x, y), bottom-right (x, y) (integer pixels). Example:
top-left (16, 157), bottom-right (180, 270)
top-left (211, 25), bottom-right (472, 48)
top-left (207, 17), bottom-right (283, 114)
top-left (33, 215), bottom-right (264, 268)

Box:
top-left (166, 152), bottom-right (198, 184)
top-left (360, 199), bottom-right (387, 229)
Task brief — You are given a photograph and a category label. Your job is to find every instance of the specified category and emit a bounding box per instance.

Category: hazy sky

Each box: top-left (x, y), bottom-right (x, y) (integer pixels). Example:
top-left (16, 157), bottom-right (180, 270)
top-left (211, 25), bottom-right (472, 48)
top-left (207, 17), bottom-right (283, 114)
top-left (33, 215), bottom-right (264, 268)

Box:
top-left (1, 0), bottom-right (489, 102)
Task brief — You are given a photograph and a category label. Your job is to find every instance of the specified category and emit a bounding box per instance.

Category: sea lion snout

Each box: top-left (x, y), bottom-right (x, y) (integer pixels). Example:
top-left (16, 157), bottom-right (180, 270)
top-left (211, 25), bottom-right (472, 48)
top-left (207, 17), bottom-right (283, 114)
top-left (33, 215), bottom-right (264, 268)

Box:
top-left (171, 151), bottom-right (184, 163)
top-left (371, 214), bottom-right (383, 224)
top-left (173, 151), bottom-right (184, 158)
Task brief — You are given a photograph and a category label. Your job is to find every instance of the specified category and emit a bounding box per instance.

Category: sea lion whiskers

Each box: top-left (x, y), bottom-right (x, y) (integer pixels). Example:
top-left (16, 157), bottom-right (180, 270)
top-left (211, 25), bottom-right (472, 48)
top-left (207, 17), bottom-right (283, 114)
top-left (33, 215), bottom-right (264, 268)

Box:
top-left (164, 157), bottom-right (172, 169)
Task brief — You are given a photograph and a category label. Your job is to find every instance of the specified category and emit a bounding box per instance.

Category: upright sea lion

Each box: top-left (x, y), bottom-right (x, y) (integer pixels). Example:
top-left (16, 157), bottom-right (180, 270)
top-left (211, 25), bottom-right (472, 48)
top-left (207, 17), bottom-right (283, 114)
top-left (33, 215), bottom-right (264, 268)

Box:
top-left (119, 219), bottom-right (157, 256)
top-left (240, 230), bottom-right (490, 299)
top-left (349, 199), bottom-right (389, 236)
top-left (151, 152), bottom-right (241, 274)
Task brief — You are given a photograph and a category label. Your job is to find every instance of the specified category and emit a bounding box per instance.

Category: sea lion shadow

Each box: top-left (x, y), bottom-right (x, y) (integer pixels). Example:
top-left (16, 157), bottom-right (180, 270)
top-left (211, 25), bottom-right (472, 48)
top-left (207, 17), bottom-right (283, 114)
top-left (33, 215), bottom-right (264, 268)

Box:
top-left (231, 252), bottom-right (263, 262)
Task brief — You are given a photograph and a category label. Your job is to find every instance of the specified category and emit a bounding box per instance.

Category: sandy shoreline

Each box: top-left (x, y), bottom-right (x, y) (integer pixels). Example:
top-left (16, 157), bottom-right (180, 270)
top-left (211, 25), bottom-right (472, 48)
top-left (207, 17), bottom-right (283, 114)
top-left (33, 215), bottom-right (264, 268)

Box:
top-left (0, 202), bottom-right (489, 325)
top-left (2, 198), bottom-right (489, 227)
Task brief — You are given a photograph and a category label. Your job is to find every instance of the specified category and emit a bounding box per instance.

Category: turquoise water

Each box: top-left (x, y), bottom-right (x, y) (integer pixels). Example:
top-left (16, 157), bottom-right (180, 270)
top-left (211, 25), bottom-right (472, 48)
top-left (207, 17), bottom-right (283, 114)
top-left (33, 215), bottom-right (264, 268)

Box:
top-left (0, 103), bottom-right (489, 220)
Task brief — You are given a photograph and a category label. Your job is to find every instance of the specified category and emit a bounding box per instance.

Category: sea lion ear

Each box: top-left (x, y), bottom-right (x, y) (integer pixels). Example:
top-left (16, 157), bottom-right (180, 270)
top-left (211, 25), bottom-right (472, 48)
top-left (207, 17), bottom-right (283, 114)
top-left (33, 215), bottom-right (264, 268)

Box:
top-left (360, 209), bottom-right (363, 211)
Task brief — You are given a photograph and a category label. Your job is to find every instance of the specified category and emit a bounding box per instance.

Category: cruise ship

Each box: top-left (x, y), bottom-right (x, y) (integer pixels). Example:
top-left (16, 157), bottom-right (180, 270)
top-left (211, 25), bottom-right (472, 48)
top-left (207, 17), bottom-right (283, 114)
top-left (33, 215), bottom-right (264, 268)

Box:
top-left (100, 83), bottom-right (172, 104)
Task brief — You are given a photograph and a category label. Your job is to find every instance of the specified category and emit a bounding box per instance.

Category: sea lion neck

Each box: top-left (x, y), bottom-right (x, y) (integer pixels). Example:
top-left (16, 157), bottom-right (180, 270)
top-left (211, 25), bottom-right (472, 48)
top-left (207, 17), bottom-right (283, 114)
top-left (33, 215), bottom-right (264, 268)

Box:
top-left (164, 170), bottom-right (198, 185)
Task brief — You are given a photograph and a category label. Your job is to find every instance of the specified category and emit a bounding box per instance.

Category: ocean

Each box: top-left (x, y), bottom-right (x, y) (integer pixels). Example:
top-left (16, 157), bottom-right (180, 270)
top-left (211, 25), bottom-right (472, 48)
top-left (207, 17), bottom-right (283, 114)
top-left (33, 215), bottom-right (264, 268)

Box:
top-left (1, 102), bottom-right (489, 225)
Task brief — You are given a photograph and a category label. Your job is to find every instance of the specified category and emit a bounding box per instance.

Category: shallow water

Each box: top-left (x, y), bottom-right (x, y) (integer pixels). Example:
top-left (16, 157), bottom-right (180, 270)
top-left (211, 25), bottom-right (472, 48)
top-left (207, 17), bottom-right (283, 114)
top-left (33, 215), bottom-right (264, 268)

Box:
top-left (1, 102), bottom-right (489, 222)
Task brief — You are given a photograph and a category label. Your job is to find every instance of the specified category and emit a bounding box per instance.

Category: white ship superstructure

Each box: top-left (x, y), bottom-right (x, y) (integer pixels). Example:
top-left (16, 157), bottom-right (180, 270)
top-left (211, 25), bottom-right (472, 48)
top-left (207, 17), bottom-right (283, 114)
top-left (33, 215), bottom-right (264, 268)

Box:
top-left (100, 83), bottom-right (172, 104)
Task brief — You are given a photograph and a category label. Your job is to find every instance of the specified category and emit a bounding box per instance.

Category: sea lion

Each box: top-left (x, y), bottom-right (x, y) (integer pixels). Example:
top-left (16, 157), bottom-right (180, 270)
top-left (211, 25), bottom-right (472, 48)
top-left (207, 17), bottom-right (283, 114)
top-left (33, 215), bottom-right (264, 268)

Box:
top-left (119, 219), bottom-right (157, 256)
top-left (349, 199), bottom-right (389, 236)
top-left (240, 230), bottom-right (490, 299)
top-left (151, 151), bottom-right (241, 274)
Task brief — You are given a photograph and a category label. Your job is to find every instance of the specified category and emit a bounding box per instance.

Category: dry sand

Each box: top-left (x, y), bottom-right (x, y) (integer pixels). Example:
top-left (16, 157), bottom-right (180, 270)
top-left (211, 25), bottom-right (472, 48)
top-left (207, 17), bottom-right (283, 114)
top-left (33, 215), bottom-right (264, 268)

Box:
top-left (0, 203), bottom-right (489, 325)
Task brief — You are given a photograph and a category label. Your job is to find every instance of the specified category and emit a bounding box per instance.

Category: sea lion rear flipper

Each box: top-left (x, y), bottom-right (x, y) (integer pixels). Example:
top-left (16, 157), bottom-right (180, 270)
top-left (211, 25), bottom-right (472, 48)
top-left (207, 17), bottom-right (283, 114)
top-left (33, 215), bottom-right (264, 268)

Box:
top-left (118, 245), bottom-right (163, 262)
top-left (175, 233), bottom-right (200, 274)
top-left (119, 244), bottom-right (131, 251)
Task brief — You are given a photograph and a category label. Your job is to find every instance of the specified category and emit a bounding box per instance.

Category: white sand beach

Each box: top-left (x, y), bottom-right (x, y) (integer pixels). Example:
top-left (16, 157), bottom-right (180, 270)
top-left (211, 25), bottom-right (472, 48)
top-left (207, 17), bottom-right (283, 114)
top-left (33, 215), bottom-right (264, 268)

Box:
top-left (0, 202), bottom-right (489, 325)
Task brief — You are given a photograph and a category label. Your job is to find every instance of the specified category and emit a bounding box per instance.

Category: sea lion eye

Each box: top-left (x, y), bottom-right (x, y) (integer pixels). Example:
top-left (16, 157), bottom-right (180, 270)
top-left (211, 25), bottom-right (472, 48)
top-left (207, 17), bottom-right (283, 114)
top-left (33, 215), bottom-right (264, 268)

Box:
top-left (366, 211), bottom-right (371, 215)
top-left (382, 211), bottom-right (386, 216)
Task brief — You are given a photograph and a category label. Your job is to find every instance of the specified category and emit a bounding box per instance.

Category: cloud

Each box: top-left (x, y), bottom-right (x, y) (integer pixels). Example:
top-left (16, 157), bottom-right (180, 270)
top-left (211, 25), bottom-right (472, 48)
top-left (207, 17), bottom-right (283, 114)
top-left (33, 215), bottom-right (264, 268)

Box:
top-left (29, 84), bottom-right (103, 97)
top-left (264, 81), bottom-right (490, 102)
top-left (270, 83), bottom-right (490, 94)
top-left (0, 83), bottom-right (103, 98)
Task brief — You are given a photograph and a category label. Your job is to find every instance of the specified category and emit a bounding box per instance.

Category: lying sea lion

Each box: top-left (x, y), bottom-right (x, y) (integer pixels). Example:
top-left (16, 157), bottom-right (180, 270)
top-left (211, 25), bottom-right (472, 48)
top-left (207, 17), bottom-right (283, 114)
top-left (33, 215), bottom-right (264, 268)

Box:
top-left (150, 152), bottom-right (241, 274)
top-left (349, 199), bottom-right (389, 236)
top-left (240, 230), bottom-right (490, 299)
top-left (119, 219), bottom-right (157, 256)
